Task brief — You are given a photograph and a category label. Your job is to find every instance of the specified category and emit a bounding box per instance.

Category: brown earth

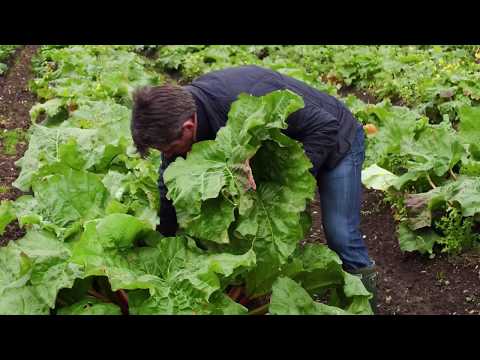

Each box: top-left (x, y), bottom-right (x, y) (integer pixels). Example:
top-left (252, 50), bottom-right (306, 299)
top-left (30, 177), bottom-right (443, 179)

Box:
top-left (338, 85), bottom-right (378, 104)
top-left (338, 84), bottom-right (408, 107)
top-left (0, 45), bottom-right (39, 246)
top-left (308, 189), bottom-right (480, 315)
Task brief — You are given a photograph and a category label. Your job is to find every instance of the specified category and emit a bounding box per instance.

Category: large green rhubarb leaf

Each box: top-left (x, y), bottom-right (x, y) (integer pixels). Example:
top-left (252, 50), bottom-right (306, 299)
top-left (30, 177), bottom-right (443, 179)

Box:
top-left (164, 90), bottom-right (316, 297)
top-left (362, 164), bottom-right (399, 191)
top-left (404, 176), bottom-right (480, 221)
top-left (0, 200), bottom-right (16, 235)
top-left (12, 168), bottom-right (108, 239)
top-left (69, 214), bottom-right (161, 293)
top-left (363, 102), bottom-right (420, 168)
top-left (56, 298), bottom-right (122, 315)
top-left (280, 243), bottom-right (372, 314)
top-left (164, 90), bottom-right (310, 244)
top-left (0, 230), bottom-right (83, 314)
top-left (69, 215), bottom-right (255, 314)
top-left (239, 136), bottom-right (317, 295)
top-left (398, 223), bottom-right (440, 255)
top-left (458, 106), bottom-right (480, 147)
top-left (127, 236), bottom-right (255, 314)
top-left (269, 277), bottom-right (349, 315)
top-left (13, 124), bottom-right (97, 191)
top-left (14, 101), bottom-right (133, 191)
top-left (394, 121), bottom-right (465, 188)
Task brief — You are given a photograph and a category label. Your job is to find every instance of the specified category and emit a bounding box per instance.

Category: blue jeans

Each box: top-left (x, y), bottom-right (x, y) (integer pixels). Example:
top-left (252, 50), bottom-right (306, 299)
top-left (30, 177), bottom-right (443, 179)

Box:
top-left (317, 123), bottom-right (373, 271)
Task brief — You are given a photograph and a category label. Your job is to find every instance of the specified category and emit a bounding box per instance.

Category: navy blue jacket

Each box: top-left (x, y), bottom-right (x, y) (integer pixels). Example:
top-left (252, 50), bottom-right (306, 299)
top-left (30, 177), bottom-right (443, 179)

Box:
top-left (158, 65), bottom-right (360, 235)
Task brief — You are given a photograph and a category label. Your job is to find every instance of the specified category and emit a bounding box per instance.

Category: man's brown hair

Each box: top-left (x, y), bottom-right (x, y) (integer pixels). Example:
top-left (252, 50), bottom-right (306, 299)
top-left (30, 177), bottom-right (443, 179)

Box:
top-left (131, 84), bottom-right (196, 157)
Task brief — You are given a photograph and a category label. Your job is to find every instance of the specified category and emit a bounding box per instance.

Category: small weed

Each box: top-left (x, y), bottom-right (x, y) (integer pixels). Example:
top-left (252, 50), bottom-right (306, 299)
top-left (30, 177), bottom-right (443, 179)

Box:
top-left (0, 128), bottom-right (26, 156)
top-left (435, 207), bottom-right (479, 254)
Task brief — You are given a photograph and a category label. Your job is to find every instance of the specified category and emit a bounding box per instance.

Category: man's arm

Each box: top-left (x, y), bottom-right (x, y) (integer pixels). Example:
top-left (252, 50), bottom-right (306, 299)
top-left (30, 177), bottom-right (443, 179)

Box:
top-left (157, 154), bottom-right (179, 236)
top-left (284, 105), bottom-right (340, 179)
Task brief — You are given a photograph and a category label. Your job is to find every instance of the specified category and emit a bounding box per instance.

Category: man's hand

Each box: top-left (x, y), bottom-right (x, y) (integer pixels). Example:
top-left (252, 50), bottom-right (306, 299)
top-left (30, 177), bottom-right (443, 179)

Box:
top-left (243, 158), bottom-right (257, 191)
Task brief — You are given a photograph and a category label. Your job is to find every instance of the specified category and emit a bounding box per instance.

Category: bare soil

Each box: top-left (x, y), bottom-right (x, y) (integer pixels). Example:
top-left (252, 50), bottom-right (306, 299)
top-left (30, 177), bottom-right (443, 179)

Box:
top-left (0, 45), bottom-right (39, 246)
top-left (338, 84), bottom-right (408, 107)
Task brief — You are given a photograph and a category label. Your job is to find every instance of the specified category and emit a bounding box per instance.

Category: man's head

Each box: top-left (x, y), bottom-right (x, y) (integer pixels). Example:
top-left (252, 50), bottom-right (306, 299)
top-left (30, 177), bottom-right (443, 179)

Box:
top-left (131, 84), bottom-right (197, 159)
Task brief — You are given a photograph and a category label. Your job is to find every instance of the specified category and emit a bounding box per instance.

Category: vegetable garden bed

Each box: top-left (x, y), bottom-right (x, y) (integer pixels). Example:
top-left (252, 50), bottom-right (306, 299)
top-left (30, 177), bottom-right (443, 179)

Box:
top-left (1, 45), bottom-right (479, 315)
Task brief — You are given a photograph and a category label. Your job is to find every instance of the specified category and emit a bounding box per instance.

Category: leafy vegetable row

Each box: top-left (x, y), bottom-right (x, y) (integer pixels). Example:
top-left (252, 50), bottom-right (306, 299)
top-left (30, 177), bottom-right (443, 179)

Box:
top-left (0, 45), bottom-right (18, 75)
top-left (0, 45), bottom-right (372, 315)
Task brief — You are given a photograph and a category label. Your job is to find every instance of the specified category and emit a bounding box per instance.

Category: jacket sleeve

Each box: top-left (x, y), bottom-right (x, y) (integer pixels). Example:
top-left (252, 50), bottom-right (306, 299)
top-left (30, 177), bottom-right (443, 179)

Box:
top-left (157, 154), bottom-right (179, 236)
top-left (284, 105), bottom-right (340, 179)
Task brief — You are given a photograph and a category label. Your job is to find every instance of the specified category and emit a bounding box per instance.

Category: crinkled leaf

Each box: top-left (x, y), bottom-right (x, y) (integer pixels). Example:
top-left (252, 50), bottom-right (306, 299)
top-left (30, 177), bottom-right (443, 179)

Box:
top-left (94, 213), bottom-right (152, 249)
top-left (13, 115), bottom-right (131, 192)
top-left (57, 298), bottom-right (122, 315)
top-left (432, 177), bottom-right (480, 217)
top-left (166, 91), bottom-right (315, 300)
top-left (362, 164), bottom-right (399, 191)
top-left (406, 176), bottom-right (480, 218)
top-left (132, 236), bottom-right (256, 299)
top-left (458, 106), bottom-right (480, 146)
top-left (0, 230), bottom-right (83, 314)
top-left (0, 287), bottom-right (50, 315)
top-left (25, 168), bottom-right (108, 238)
top-left (364, 103), bottom-right (419, 167)
top-left (396, 122), bottom-right (465, 187)
top-left (164, 90), bottom-right (310, 246)
top-left (102, 170), bottom-right (129, 201)
top-left (13, 125), bottom-right (97, 191)
top-left (30, 98), bottom-right (65, 123)
top-left (207, 292), bottom-right (248, 315)
top-left (127, 236), bottom-right (255, 314)
top-left (0, 200), bottom-right (16, 235)
top-left (71, 224), bottom-right (255, 314)
top-left (398, 223), bottom-right (441, 254)
top-left (279, 243), bottom-right (372, 314)
top-left (269, 277), bottom-right (349, 315)
top-left (69, 217), bottom-right (162, 294)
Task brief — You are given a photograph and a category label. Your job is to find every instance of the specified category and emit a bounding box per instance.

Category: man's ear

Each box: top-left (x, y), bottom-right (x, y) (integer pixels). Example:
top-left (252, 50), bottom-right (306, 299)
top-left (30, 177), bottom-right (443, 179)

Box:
top-left (182, 113), bottom-right (197, 131)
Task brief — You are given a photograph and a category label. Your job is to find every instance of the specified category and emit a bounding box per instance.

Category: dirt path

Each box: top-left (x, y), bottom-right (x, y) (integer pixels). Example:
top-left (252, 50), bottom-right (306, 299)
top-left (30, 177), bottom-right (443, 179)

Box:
top-left (308, 189), bottom-right (480, 315)
top-left (0, 45), bottom-right (40, 246)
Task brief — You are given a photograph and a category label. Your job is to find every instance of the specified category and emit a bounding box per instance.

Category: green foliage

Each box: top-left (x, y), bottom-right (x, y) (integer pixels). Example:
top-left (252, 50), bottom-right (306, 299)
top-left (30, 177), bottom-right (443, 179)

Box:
top-left (57, 298), bottom-right (122, 315)
top-left (30, 45), bottom-right (162, 106)
top-left (434, 207), bottom-right (478, 254)
top-left (269, 277), bottom-right (350, 315)
top-left (0, 48), bottom-right (372, 315)
top-left (166, 90), bottom-right (314, 295)
top-left (397, 224), bottom-right (440, 255)
top-left (0, 45), bottom-right (18, 75)
top-left (0, 201), bottom-right (16, 235)
top-left (164, 90), bottom-right (371, 313)
top-left (156, 45), bottom-right (264, 81)
top-left (279, 244), bottom-right (372, 314)
top-left (6, 43), bottom-right (480, 314)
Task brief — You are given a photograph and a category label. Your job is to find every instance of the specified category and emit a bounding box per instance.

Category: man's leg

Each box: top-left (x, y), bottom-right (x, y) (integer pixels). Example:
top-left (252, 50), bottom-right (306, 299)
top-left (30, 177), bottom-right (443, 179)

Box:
top-left (318, 124), bottom-right (377, 309)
